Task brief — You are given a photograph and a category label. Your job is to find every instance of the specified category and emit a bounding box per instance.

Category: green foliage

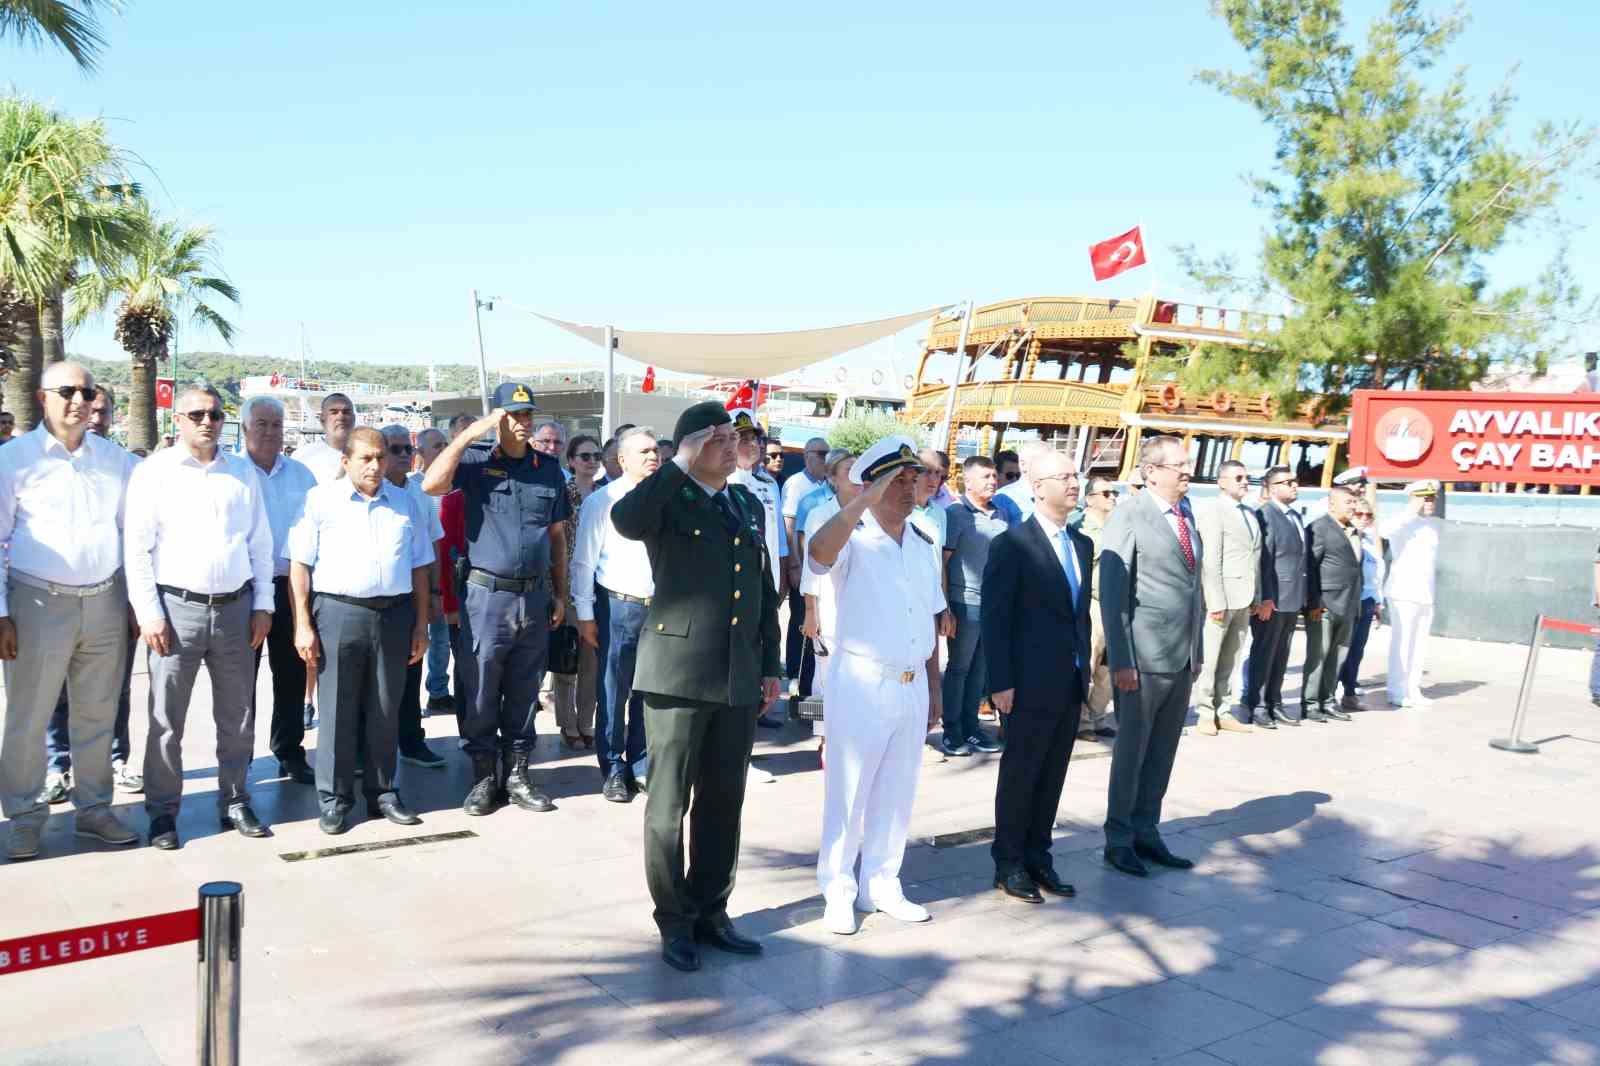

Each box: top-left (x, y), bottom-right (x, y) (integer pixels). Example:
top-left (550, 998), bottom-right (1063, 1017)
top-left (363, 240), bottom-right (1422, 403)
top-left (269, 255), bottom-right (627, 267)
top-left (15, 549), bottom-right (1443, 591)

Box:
top-left (0, 1), bottom-right (113, 72)
top-left (826, 411), bottom-right (908, 454)
top-left (1179, 0), bottom-right (1597, 415)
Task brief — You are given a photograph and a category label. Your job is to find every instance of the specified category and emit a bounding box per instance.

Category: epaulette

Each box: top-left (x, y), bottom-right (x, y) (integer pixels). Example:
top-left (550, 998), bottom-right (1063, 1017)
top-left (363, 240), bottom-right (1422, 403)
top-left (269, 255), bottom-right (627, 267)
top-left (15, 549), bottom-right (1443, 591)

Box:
top-left (909, 523), bottom-right (933, 545)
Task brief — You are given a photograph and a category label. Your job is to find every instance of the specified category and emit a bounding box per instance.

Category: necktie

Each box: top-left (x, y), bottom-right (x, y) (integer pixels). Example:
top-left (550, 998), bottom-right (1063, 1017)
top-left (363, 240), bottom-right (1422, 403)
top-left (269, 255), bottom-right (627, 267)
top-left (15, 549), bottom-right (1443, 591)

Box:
top-left (1240, 503), bottom-right (1257, 543)
top-left (713, 491), bottom-right (740, 536)
top-left (1059, 530), bottom-right (1080, 608)
top-left (1173, 507), bottom-right (1196, 571)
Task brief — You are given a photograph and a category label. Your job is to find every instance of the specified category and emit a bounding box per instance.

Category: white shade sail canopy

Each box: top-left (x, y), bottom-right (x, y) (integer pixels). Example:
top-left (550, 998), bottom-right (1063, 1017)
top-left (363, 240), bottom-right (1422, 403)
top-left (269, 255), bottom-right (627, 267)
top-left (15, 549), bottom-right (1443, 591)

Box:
top-left (531, 306), bottom-right (951, 377)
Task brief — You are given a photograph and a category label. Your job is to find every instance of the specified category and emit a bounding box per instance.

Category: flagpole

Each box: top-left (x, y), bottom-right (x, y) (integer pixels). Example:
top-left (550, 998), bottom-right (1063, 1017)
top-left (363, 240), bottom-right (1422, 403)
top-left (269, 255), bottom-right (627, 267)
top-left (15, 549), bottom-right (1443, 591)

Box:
top-left (602, 325), bottom-right (615, 440)
top-left (934, 299), bottom-right (973, 452)
top-left (1139, 217), bottom-right (1157, 300)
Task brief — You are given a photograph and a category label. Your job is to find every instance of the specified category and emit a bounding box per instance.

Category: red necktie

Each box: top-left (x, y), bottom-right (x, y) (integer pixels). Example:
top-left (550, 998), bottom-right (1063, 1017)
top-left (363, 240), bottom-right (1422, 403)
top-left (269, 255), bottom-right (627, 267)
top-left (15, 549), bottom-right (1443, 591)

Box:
top-left (1172, 507), bottom-right (1195, 571)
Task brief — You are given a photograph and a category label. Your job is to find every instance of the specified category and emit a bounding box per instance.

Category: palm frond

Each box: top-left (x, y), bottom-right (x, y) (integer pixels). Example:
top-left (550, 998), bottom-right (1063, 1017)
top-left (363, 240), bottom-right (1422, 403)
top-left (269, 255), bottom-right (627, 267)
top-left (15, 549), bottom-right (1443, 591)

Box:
top-left (0, 1), bottom-right (119, 72)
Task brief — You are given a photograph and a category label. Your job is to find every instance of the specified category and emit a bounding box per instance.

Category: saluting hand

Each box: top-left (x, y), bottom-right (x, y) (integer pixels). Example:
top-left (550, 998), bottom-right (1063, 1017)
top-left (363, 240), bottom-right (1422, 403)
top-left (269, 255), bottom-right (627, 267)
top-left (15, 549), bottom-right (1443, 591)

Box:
top-left (673, 425), bottom-right (716, 470)
top-left (470, 408), bottom-right (507, 441)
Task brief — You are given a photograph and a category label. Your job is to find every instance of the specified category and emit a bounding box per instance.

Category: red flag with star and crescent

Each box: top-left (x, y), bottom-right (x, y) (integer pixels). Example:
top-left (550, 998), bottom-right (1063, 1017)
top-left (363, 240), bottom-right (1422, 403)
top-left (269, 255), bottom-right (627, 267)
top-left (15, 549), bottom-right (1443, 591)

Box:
top-left (726, 379), bottom-right (768, 411)
top-left (1089, 225), bottom-right (1147, 281)
top-left (642, 366), bottom-right (656, 393)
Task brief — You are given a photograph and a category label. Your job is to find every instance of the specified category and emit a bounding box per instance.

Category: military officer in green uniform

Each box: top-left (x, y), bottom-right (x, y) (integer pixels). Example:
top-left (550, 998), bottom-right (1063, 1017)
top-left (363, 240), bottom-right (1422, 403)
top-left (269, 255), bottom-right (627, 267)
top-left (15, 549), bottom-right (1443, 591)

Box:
top-left (612, 401), bottom-right (783, 973)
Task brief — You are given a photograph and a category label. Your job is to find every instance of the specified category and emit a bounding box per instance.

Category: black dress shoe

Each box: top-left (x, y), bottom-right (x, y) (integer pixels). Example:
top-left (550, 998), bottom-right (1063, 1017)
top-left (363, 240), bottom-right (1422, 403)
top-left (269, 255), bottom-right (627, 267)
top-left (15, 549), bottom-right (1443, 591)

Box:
top-left (939, 738), bottom-right (973, 757)
top-left (1094, 727), bottom-right (1117, 738)
top-left (1134, 841), bottom-right (1196, 870)
top-left (221, 804), bottom-right (270, 838)
top-left (1029, 868), bottom-right (1077, 897)
top-left (149, 815), bottom-right (179, 851)
top-left (602, 770), bottom-right (633, 804)
top-left (1303, 708), bottom-right (1329, 723)
top-left (278, 760), bottom-right (315, 785)
top-left (1324, 706), bottom-right (1352, 722)
top-left (375, 794), bottom-right (421, 826)
top-left (994, 870), bottom-right (1043, 903)
top-left (755, 713), bottom-right (784, 729)
top-left (425, 694), bottom-right (454, 712)
top-left (662, 936), bottom-right (702, 972)
top-left (1271, 707), bottom-right (1301, 727)
top-left (319, 806), bottom-right (352, 835)
top-left (967, 733), bottom-right (1003, 754)
top-left (1250, 711), bottom-right (1278, 730)
top-left (694, 918), bottom-right (762, 955)
top-left (1103, 845), bottom-right (1149, 877)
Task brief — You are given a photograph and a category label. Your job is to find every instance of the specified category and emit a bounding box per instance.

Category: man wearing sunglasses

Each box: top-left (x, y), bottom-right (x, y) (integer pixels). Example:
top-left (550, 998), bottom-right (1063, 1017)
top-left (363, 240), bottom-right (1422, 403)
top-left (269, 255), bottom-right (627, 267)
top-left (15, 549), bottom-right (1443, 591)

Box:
top-left (1193, 460), bottom-right (1262, 735)
top-left (1243, 466), bottom-right (1310, 729)
top-left (0, 363), bottom-right (140, 861)
top-left (125, 385), bottom-right (276, 850)
top-left (383, 425), bottom-right (447, 771)
top-left (728, 411), bottom-right (787, 730)
top-left (1070, 477), bottom-right (1120, 741)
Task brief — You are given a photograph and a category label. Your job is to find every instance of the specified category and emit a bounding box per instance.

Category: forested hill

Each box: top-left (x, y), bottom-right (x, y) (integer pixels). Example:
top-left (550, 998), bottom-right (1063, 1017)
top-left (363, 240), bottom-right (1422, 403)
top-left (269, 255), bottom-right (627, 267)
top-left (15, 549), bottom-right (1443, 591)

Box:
top-left (71, 352), bottom-right (486, 409)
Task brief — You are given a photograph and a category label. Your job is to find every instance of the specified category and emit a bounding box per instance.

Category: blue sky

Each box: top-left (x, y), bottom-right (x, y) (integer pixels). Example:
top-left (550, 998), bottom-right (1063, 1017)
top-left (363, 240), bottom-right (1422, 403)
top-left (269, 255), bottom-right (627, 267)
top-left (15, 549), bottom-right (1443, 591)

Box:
top-left (8, 1), bottom-right (1597, 385)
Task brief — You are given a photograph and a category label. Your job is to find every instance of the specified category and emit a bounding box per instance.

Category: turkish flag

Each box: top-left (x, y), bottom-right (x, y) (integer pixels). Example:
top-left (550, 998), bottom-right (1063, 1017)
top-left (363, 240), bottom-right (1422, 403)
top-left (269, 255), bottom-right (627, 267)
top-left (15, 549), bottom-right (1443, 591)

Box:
top-left (1089, 226), bottom-right (1147, 281)
top-left (726, 379), bottom-right (758, 411)
top-left (155, 378), bottom-right (175, 409)
top-left (642, 366), bottom-right (656, 393)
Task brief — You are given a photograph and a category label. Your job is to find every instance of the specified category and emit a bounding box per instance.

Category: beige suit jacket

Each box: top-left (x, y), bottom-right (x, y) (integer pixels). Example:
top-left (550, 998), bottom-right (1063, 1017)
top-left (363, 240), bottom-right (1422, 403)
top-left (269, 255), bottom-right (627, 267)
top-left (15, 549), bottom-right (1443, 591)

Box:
top-left (1195, 495), bottom-right (1261, 612)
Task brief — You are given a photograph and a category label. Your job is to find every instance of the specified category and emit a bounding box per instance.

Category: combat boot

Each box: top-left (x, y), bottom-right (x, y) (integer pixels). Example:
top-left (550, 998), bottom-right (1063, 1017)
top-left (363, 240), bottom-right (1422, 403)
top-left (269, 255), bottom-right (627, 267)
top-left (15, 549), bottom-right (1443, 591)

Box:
top-left (462, 754), bottom-right (500, 817)
top-left (504, 751), bottom-right (555, 813)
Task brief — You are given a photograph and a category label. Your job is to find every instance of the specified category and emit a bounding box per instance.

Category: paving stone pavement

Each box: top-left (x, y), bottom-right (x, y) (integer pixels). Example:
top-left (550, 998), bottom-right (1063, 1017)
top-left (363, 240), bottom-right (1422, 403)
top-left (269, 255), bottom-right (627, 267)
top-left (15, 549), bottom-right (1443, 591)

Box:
top-left (1, 621), bottom-right (1598, 1065)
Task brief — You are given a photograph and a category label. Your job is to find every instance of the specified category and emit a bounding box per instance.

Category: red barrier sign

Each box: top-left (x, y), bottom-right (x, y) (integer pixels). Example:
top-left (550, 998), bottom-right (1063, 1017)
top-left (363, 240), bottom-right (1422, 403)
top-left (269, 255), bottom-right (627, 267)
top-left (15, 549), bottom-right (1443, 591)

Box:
top-left (1541, 616), bottom-right (1600, 637)
top-left (1349, 389), bottom-right (1600, 486)
top-left (0, 908), bottom-right (198, 977)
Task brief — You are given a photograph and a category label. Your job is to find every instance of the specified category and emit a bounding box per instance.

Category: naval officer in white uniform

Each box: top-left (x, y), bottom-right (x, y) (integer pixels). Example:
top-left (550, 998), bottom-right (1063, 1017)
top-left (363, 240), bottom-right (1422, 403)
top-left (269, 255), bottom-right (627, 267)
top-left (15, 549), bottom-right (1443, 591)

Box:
top-left (807, 435), bottom-right (948, 935)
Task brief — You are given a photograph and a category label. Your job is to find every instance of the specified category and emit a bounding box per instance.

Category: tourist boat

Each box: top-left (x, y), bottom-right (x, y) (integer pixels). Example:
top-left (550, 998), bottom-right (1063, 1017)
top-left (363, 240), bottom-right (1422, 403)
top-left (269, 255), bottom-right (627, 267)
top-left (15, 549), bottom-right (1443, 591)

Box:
top-left (901, 294), bottom-right (1348, 486)
top-left (237, 374), bottom-right (436, 445)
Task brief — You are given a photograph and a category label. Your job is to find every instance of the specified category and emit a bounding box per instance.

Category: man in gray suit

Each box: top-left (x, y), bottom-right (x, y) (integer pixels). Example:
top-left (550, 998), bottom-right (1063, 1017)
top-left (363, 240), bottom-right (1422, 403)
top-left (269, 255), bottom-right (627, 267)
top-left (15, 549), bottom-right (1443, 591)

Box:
top-left (1302, 485), bottom-right (1362, 723)
top-left (1243, 466), bottom-right (1308, 729)
top-left (1098, 435), bottom-right (1204, 877)
top-left (1193, 460), bottom-right (1259, 735)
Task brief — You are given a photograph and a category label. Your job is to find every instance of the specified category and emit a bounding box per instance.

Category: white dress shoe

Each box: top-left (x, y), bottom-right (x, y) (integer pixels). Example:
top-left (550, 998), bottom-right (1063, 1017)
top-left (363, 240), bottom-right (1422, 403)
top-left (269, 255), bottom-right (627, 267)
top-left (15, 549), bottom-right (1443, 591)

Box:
top-left (747, 764), bottom-right (775, 784)
top-left (823, 899), bottom-right (857, 935)
top-left (861, 895), bottom-right (930, 923)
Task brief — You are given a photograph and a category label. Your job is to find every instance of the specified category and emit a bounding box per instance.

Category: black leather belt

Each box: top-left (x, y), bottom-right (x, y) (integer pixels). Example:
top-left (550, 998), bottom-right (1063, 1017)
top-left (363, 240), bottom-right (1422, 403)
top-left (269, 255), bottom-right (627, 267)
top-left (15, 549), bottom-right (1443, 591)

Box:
top-left (467, 569), bottom-right (545, 594)
top-left (599, 585), bottom-right (651, 607)
top-left (158, 582), bottom-right (251, 607)
top-left (320, 592), bottom-right (409, 611)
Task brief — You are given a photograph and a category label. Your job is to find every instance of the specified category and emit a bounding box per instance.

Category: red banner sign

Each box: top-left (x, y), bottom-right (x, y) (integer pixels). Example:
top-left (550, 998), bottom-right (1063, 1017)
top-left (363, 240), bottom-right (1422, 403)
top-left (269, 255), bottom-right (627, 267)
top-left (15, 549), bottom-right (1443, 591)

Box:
top-left (155, 378), bottom-right (175, 409)
top-left (1348, 389), bottom-right (1600, 486)
top-left (0, 908), bottom-right (198, 977)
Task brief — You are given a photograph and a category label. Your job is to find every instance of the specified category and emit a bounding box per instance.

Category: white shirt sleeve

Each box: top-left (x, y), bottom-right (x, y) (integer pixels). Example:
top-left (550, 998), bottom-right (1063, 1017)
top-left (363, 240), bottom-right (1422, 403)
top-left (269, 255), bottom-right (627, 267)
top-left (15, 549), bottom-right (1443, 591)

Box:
top-left (570, 490), bottom-right (607, 622)
top-left (245, 463), bottom-right (276, 612)
top-left (123, 462), bottom-right (162, 625)
top-left (287, 488), bottom-right (321, 569)
top-left (0, 451), bottom-right (17, 616)
top-left (408, 492), bottom-right (435, 571)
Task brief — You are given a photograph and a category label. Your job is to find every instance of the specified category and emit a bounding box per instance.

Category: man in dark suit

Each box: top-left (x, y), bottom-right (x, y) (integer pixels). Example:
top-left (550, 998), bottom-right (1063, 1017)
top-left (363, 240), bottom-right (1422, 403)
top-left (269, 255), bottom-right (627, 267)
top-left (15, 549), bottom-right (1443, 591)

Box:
top-left (1244, 466), bottom-right (1309, 729)
top-left (611, 402), bottom-right (783, 974)
top-left (1098, 435), bottom-right (1205, 877)
top-left (983, 451), bottom-right (1093, 903)
top-left (1302, 485), bottom-right (1362, 723)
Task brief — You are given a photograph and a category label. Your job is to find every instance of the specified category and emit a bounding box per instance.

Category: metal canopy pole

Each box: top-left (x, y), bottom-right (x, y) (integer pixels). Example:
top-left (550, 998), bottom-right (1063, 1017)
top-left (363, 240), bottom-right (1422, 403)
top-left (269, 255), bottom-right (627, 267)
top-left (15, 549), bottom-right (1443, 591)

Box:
top-left (196, 881), bottom-right (243, 1066)
top-left (602, 325), bottom-right (615, 439)
top-left (934, 300), bottom-right (973, 450)
top-left (1489, 615), bottom-right (1545, 754)
top-left (471, 290), bottom-right (492, 415)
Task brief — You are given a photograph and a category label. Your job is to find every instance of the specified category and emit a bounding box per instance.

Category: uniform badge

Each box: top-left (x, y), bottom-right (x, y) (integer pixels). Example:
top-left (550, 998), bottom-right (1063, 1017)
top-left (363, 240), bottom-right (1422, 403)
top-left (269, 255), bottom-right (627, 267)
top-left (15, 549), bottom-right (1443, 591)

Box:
top-left (485, 468), bottom-right (507, 477)
top-left (511, 385), bottom-right (532, 403)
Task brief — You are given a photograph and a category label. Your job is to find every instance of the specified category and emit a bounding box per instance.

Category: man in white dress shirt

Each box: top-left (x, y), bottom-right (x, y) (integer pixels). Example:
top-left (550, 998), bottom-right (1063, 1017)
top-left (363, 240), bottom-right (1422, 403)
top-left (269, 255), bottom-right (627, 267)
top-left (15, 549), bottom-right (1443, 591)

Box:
top-left (125, 385), bottom-right (276, 850)
top-left (573, 426), bottom-right (659, 802)
top-left (291, 392), bottom-right (356, 483)
top-left (1383, 481), bottom-right (1442, 708)
top-left (808, 436), bottom-right (947, 935)
top-left (380, 424), bottom-right (446, 770)
top-left (290, 427), bottom-right (433, 833)
top-left (996, 441), bottom-right (1050, 521)
top-left (0, 363), bottom-right (140, 861)
top-left (241, 396), bottom-right (319, 786)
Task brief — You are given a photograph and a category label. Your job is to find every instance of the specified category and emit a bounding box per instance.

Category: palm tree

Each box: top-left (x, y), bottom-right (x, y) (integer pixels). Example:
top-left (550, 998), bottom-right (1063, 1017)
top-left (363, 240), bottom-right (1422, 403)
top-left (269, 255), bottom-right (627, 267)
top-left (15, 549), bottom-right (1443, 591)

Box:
top-left (0, 94), bottom-right (128, 428)
top-left (0, 1), bottom-right (115, 71)
top-left (69, 199), bottom-right (239, 450)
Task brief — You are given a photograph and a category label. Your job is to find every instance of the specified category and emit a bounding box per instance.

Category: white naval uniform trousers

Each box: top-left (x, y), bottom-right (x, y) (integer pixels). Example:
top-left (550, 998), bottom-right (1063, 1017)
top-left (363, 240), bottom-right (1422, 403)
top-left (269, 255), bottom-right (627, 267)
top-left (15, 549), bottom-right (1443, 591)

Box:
top-left (1382, 516), bottom-right (1440, 704)
top-left (809, 508), bottom-right (944, 906)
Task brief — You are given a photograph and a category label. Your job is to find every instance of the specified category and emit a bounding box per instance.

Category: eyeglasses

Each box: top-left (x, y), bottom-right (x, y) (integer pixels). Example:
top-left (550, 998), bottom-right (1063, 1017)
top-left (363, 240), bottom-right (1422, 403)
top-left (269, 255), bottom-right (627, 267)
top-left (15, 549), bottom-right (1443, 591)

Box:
top-left (51, 385), bottom-right (99, 402)
top-left (1150, 463), bottom-right (1194, 475)
top-left (1268, 479), bottom-right (1299, 489)
top-left (1091, 489), bottom-right (1120, 498)
top-left (1035, 473), bottom-right (1080, 486)
top-left (573, 451), bottom-right (600, 461)
top-left (765, 451), bottom-right (784, 460)
top-left (181, 409), bottom-right (224, 424)
top-left (387, 444), bottom-right (414, 456)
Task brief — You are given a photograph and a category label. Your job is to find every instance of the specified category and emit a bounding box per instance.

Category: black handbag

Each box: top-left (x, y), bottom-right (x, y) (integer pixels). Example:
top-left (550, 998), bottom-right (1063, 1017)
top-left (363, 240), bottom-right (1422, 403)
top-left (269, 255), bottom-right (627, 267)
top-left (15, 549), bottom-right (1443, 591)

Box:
top-left (547, 623), bottom-right (581, 675)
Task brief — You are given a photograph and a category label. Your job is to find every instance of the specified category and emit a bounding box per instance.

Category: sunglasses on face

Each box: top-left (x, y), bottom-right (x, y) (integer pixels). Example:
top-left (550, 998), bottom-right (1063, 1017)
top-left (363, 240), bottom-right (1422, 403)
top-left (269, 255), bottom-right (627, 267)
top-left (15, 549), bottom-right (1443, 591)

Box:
top-left (388, 444), bottom-right (414, 456)
top-left (51, 385), bottom-right (99, 402)
top-left (1092, 489), bottom-right (1119, 498)
top-left (765, 451), bottom-right (783, 460)
top-left (181, 409), bottom-right (224, 424)
top-left (573, 451), bottom-right (600, 461)
top-left (1269, 479), bottom-right (1298, 489)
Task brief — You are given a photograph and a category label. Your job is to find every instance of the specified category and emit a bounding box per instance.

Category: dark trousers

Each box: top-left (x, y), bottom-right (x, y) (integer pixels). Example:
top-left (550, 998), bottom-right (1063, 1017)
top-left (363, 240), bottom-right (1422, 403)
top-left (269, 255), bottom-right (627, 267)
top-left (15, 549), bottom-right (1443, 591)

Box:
top-left (1244, 610), bottom-right (1297, 712)
top-left (458, 582), bottom-right (549, 756)
top-left (992, 700), bottom-right (1080, 877)
top-left (398, 658), bottom-right (427, 753)
top-left (941, 601), bottom-right (985, 745)
top-left (1105, 667), bottom-right (1190, 848)
top-left (252, 576), bottom-right (308, 767)
top-left (449, 622), bottom-right (465, 736)
top-left (46, 634), bottom-right (137, 774)
top-left (1303, 607), bottom-right (1355, 712)
top-left (1339, 598), bottom-right (1378, 697)
top-left (783, 585), bottom-right (815, 695)
top-left (595, 588), bottom-right (649, 780)
top-left (313, 596), bottom-right (413, 809)
top-left (642, 695), bottom-right (758, 940)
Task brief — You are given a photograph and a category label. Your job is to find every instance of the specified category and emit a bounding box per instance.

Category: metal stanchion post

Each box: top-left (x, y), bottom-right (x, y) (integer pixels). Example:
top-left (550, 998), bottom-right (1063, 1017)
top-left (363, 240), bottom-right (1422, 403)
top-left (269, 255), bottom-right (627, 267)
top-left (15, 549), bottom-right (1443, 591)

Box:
top-left (1490, 615), bottom-right (1544, 754)
top-left (197, 881), bottom-right (243, 1066)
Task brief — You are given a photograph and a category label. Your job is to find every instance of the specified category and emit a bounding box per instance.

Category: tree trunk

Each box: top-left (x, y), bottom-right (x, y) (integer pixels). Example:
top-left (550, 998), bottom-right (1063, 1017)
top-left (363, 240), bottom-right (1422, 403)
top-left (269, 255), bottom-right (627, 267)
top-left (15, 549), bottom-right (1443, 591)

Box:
top-left (2, 299), bottom-right (44, 431)
top-left (40, 287), bottom-right (65, 365)
top-left (128, 352), bottom-right (160, 453)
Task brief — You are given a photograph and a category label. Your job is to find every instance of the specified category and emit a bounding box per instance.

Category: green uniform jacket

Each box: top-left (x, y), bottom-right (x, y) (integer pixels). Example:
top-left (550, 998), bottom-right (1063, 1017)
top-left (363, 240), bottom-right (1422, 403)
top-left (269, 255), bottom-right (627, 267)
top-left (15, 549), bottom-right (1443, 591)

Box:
top-left (611, 462), bottom-right (783, 707)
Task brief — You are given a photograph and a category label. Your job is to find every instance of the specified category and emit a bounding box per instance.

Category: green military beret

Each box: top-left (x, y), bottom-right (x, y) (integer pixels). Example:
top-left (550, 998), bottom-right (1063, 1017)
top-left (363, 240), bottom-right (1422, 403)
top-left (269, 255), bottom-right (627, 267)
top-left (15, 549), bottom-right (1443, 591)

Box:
top-left (673, 401), bottom-right (733, 446)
